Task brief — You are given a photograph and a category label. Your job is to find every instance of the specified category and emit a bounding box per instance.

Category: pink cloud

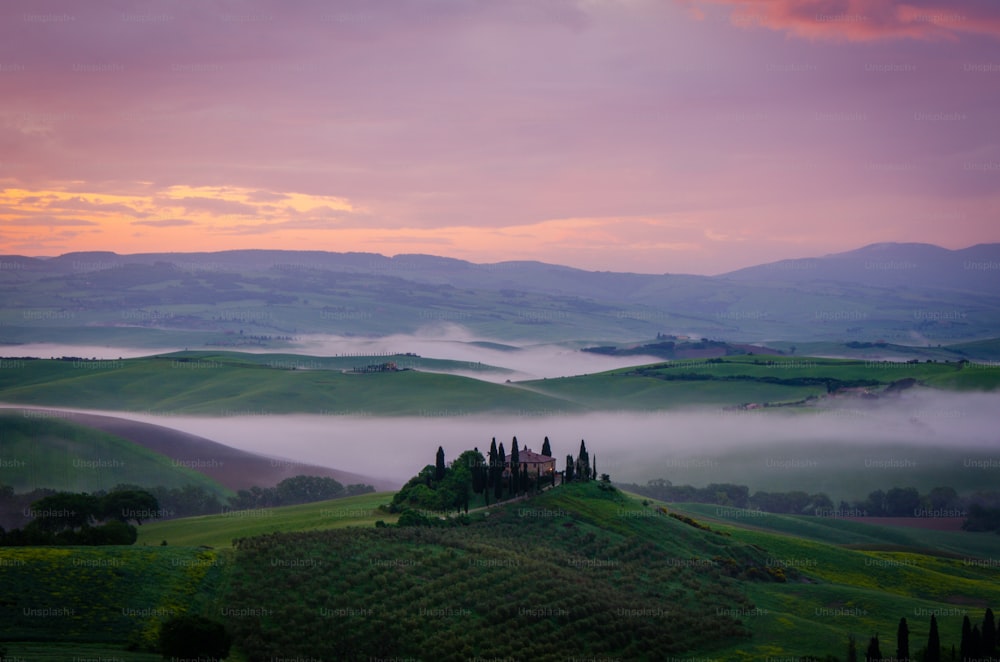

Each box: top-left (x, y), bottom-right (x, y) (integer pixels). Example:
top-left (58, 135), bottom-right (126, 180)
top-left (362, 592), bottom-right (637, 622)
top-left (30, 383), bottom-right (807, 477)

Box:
top-left (682, 0), bottom-right (1000, 41)
top-left (0, 0), bottom-right (996, 273)
top-left (131, 218), bottom-right (194, 227)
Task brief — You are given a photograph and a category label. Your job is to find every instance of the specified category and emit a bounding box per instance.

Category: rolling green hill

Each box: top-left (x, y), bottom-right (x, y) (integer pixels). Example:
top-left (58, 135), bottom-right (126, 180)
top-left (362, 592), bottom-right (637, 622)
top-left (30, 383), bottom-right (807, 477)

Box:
top-left (673, 502), bottom-right (1000, 561)
top-left (0, 354), bottom-right (579, 415)
top-left (216, 483), bottom-right (999, 660)
top-left (663, 502), bottom-right (1000, 660)
top-left (220, 482), bottom-right (765, 660)
top-left (135, 492), bottom-right (397, 548)
top-left (522, 354), bottom-right (1000, 409)
top-left (6, 482), bottom-right (997, 660)
top-left (159, 349), bottom-right (513, 374)
top-left (0, 413), bottom-right (229, 496)
top-left (769, 337), bottom-right (1000, 362)
top-left (1, 353), bottom-right (997, 417)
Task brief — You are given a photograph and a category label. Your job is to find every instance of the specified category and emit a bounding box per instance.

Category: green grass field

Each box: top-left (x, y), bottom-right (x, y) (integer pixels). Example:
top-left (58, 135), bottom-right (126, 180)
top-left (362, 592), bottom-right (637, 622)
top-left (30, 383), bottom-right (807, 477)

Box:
top-left (627, 441), bottom-right (1000, 503)
top-left (218, 482), bottom-right (764, 660)
top-left (0, 545), bottom-right (229, 656)
top-left (6, 483), bottom-right (998, 660)
top-left (158, 349), bottom-right (513, 374)
top-left (135, 492), bottom-right (398, 548)
top-left (667, 501), bottom-right (1000, 660)
top-left (0, 413), bottom-right (229, 495)
top-left (522, 354), bottom-right (1000, 410)
top-left (0, 353), bottom-right (578, 415)
top-left (2, 353), bottom-right (997, 417)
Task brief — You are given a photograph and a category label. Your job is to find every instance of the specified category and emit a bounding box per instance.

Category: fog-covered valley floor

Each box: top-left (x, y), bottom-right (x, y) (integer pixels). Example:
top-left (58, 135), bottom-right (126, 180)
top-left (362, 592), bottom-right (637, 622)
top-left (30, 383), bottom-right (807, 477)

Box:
top-left (21, 388), bottom-right (988, 499)
top-left (2, 333), bottom-right (997, 497)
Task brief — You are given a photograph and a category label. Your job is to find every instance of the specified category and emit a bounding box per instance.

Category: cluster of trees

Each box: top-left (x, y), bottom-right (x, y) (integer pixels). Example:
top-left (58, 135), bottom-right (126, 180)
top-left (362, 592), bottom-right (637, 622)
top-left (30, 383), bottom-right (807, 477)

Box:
top-left (227, 475), bottom-right (373, 510)
top-left (625, 366), bottom-right (881, 394)
top-left (963, 504), bottom-right (1000, 533)
top-left (623, 479), bottom-right (1000, 525)
top-left (0, 488), bottom-right (159, 546)
top-left (1, 477), bottom-right (372, 529)
top-left (620, 480), bottom-right (754, 509)
top-left (0, 485), bottom-right (58, 529)
top-left (390, 437), bottom-right (570, 514)
top-left (565, 439), bottom-right (604, 483)
top-left (389, 446), bottom-right (484, 514)
top-left (848, 609), bottom-right (997, 662)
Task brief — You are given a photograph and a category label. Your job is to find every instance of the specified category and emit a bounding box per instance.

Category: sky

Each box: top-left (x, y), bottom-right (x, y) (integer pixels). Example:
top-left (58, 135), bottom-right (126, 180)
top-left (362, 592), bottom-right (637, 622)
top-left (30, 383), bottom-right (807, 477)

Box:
top-left (1, 0), bottom-right (998, 275)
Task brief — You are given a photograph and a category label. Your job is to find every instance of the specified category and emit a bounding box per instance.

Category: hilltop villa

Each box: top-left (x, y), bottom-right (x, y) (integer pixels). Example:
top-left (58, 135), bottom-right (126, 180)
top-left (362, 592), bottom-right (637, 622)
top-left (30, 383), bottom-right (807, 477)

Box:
top-left (503, 447), bottom-right (556, 478)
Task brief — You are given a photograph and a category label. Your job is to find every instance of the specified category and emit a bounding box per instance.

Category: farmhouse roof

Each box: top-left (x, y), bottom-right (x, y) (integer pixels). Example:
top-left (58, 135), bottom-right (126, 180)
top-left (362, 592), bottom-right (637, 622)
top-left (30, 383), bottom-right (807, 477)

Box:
top-left (505, 448), bottom-right (554, 464)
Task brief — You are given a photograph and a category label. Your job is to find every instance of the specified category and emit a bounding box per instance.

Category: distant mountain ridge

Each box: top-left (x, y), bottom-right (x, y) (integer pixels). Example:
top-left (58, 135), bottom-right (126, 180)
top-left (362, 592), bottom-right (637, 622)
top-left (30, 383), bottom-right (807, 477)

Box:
top-left (721, 242), bottom-right (1000, 293)
top-left (10, 241), bottom-right (999, 293)
top-left (1, 242), bottom-right (999, 343)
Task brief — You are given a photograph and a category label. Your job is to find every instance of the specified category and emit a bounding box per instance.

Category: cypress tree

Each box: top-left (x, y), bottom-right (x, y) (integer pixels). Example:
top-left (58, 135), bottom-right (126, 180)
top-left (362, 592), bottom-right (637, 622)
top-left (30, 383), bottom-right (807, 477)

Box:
top-left (541, 436), bottom-right (551, 457)
top-left (926, 615), bottom-right (940, 662)
top-left (971, 625), bottom-right (983, 660)
top-left (488, 438), bottom-right (498, 504)
top-left (566, 454), bottom-right (574, 483)
top-left (865, 634), bottom-right (881, 662)
top-left (896, 617), bottom-right (909, 662)
top-left (471, 447), bottom-right (484, 495)
top-left (983, 608), bottom-right (996, 657)
top-left (577, 440), bottom-right (589, 481)
top-left (510, 440), bottom-right (520, 497)
top-left (846, 634), bottom-right (858, 662)
top-left (961, 615), bottom-right (973, 661)
top-left (592, 455), bottom-right (597, 481)
top-left (497, 442), bottom-right (506, 499)
top-left (435, 446), bottom-right (446, 481)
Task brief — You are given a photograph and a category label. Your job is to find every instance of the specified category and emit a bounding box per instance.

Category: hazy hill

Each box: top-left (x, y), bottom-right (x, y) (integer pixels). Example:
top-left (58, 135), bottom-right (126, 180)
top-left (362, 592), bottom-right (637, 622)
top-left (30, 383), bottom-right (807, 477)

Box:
top-left (0, 408), bottom-right (395, 493)
top-left (2, 242), bottom-right (999, 343)
top-left (722, 242), bottom-right (1000, 293)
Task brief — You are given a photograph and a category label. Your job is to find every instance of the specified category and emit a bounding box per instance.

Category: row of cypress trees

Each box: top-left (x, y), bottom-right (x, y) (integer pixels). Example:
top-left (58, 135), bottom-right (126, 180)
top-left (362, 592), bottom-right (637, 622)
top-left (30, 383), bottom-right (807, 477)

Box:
top-left (434, 436), bottom-right (593, 507)
top-left (851, 608), bottom-right (996, 661)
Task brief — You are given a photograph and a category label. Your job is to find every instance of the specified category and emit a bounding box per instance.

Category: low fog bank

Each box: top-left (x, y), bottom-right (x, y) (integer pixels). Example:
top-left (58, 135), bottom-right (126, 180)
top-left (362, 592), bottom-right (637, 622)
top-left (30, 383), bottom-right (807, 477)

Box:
top-left (291, 327), bottom-right (661, 381)
top-left (90, 389), bottom-right (1000, 494)
top-left (0, 327), bottom-right (663, 381)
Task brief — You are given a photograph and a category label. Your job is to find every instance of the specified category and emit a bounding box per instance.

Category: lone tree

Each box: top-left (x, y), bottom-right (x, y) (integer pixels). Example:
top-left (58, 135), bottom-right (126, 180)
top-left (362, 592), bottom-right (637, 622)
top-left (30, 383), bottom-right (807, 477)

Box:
top-left (444, 451), bottom-right (477, 514)
top-left (29, 492), bottom-right (100, 532)
top-left (100, 489), bottom-right (160, 526)
top-left (926, 615), bottom-right (941, 662)
top-left (488, 438), bottom-right (499, 503)
top-left (541, 436), bottom-right (552, 457)
top-left (961, 615), bottom-right (973, 661)
top-left (496, 442), bottom-right (506, 500)
top-left (470, 447), bottom-right (485, 496)
top-left (896, 617), bottom-right (909, 662)
top-left (865, 634), bottom-right (882, 662)
top-left (435, 446), bottom-right (446, 481)
top-left (510, 439), bottom-right (520, 497)
top-left (846, 634), bottom-right (858, 662)
top-left (576, 439), bottom-right (590, 482)
top-left (565, 454), bottom-right (575, 483)
top-left (983, 608), bottom-right (997, 657)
